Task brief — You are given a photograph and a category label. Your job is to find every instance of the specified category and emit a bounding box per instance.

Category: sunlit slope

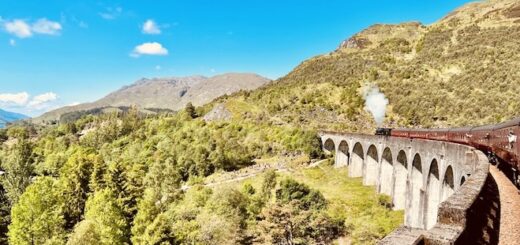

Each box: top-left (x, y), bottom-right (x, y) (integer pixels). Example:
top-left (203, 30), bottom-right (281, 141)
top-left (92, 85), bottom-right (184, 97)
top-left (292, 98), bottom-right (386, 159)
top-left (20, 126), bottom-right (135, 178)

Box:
top-left (210, 0), bottom-right (520, 130)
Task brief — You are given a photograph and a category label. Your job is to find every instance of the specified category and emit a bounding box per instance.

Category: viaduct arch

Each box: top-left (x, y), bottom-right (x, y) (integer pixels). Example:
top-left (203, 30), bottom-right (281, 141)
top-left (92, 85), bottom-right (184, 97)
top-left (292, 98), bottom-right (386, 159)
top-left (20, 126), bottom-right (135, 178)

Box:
top-left (319, 132), bottom-right (493, 244)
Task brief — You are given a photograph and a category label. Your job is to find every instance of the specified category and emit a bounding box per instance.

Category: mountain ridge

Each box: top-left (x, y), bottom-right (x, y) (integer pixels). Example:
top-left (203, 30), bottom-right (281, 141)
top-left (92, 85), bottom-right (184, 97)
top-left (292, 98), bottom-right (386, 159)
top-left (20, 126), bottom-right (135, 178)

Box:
top-left (0, 109), bottom-right (29, 128)
top-left (34, 73), bottom-right (270, 124)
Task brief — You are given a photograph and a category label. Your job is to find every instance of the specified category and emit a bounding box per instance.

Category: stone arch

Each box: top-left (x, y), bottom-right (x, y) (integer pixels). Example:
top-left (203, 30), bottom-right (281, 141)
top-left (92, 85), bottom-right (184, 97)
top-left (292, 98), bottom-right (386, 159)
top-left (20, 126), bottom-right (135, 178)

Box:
top-left (442, 166), bottom-right (455, 202)
top-left (350, 143), bottom-right (364, 177)
top-left (408, 153), bottom-right (424, 228)
top-left (364, 145), bottom-right (379, 186)
top-left (323, 138), bottom-right (335, 154)
top-left (379, 147), bottom-right (393, 196)
top-left (393, 150), bottom-right (408, 210)
top-left (425, 159), bottom-right (440, 229)
top-left (460, 176), bottom-right (466, 186)
top-left (337, 140), bottom-right (349, 167)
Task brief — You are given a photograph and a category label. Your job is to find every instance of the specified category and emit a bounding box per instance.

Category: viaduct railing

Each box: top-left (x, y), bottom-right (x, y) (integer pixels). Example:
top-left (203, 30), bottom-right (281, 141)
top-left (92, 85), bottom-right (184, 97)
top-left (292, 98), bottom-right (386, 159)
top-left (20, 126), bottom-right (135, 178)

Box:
top-left (319, 131), bottom-right (498, 244)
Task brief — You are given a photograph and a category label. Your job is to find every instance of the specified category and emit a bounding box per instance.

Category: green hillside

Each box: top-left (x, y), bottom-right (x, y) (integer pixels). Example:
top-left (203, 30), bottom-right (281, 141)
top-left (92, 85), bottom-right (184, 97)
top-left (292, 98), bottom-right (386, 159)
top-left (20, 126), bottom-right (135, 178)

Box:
top-left (208, 0), bottom-right (520, 131)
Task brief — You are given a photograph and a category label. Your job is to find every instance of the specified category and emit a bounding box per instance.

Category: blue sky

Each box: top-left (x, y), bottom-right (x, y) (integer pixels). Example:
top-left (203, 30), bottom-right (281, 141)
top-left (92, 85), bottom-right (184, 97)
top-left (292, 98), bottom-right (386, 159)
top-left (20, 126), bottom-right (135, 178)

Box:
top-left (0, 0), bottom-right (474, 116)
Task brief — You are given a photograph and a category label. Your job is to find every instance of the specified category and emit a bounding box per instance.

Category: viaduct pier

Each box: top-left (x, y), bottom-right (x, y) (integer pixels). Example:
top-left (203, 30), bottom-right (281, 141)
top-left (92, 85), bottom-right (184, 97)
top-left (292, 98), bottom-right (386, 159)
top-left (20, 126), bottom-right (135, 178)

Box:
top-left (319, 131), bottom-right (499, 244)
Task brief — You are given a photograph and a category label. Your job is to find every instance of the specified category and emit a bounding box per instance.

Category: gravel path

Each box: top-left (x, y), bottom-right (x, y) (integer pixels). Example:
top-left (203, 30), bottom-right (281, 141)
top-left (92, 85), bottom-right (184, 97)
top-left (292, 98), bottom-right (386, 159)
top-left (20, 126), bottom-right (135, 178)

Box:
top-left (489, 165), bottom-right (520, 245)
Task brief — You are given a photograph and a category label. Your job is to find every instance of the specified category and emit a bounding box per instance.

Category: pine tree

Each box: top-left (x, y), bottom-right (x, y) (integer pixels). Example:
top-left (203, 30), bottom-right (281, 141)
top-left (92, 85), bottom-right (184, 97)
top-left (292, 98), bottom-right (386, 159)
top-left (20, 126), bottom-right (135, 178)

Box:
top-left (58, 149), bottom-right (94, 229)
top-left (185, 102), bottom-right (197, 119)
top-left (1, 139), bottom-right (34, 205)
top-left (67, 220), bottom-right (101, 245)
top-left (84, 189), bottom-right (128, 244)
top-left (8, 177), bottom-right (66, 244)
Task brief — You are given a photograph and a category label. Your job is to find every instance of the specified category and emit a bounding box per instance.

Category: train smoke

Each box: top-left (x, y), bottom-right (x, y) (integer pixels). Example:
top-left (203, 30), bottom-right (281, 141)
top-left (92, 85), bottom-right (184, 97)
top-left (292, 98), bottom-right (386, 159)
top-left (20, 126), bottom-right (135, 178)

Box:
top-left (363, 84), bottom-right (388, 126)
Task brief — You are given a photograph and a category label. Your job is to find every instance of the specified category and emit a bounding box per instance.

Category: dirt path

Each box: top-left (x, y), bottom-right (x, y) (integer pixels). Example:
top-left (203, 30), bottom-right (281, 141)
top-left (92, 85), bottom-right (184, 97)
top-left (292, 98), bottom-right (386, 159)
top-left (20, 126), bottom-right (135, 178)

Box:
top-left (181, 158), bottom-right (328, 191)
top-left (181, 164), bottom-right (292, 191)
top-left (204, 167), bottom-right (290, 187)
top-left (489, 165), bottom-right (520, 245)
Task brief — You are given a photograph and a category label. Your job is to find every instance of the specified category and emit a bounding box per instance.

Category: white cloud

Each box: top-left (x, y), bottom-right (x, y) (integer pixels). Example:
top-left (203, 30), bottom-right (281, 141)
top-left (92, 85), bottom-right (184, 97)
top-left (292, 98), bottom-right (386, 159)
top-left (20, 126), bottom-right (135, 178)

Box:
top-left (28, 92), bottom-right (58, 107)
top-left (2, 18), bottom-right (62, 38)
top-left (0, 92), bottom-right (30, 105)
top-left (99, 7), bottom-right (123, 20)
top-left (4, 19), bottom-right (32, 38)
top-left (9, 39), bottom-right (15, 46)
top-left (131, 42), bottom-right (168, 57)
top-left (155, 65), bottom-right (162, 70)
top-left (32, 18), bottom-right (62, 35)
top-left (142, 19), bottom-right (161, 34)
top-left (0, 91), bottom-right (62, 116)
top-left (67, 102), bottom-right (80, 106)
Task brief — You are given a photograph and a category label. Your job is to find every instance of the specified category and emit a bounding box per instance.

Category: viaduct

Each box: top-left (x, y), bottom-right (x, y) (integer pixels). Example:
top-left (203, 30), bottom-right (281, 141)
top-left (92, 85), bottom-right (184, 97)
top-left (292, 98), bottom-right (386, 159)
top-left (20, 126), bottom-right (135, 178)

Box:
top-left (319, 131), bottom-right (499, 244)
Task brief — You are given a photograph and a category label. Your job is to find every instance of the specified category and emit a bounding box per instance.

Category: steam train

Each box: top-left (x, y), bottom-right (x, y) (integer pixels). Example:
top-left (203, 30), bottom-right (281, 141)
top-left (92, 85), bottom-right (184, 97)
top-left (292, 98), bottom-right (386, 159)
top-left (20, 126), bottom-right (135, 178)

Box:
top-left (376, 118), bottom-right (520, 187)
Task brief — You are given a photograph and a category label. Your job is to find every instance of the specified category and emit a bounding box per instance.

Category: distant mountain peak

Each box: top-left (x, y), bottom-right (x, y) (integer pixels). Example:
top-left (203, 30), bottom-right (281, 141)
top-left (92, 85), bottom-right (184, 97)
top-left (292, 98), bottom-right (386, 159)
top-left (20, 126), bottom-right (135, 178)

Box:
top-left (34, 72), bottom-right (270, 124)
top-left (0, 109), bottom-right (29, 128)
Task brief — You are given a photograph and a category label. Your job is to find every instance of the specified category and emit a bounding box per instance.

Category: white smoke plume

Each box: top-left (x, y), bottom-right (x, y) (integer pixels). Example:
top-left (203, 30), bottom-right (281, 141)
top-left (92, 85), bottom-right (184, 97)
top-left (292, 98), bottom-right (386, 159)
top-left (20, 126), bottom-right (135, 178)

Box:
top-left (362, 83), bottom-right (388, 126)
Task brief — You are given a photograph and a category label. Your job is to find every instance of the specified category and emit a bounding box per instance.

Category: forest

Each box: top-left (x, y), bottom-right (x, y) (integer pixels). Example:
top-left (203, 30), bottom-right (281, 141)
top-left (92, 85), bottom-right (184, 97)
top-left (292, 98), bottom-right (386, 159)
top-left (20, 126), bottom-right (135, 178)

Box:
top-left (0, 106), bottom-right (359, 244)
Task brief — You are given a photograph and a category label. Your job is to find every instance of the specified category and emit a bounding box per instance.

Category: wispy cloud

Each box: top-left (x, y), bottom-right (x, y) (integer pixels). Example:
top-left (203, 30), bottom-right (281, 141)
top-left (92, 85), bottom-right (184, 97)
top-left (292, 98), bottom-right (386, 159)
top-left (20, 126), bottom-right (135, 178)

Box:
top-left (0, 92), bottom-right (60, 116)
top-left (142, 19), bottom-right (161, 34)
top-left (2, 18), bottom-right (62, 38)
top-left (131, 42), bottom-right (168, 57)
top-left (9, 39), bottom-right (16, 46)
top-left (60, 12), bottom-right (89, 29)
top-left (32, 18), bottom-right (62, 35)
top-left (0, 92), bottom-right (30, 105)
top-left (4, 19), bottom-right (32, 38)
top-left (28, 92), bottom-right (58, 107)
top-left (99, 6), bottom-right (123, 20)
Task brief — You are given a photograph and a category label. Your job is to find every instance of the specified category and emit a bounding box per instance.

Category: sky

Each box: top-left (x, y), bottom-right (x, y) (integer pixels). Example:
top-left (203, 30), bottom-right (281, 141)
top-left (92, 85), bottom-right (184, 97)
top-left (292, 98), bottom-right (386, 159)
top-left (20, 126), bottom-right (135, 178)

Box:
top-left (0, 0), bottom-right (474, 116)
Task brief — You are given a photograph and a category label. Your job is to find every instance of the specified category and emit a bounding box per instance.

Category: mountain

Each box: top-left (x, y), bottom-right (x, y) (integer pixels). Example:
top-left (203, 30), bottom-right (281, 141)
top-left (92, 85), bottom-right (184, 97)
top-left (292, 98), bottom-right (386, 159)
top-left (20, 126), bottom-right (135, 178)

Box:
top-left (34, 73), bottom-right (270, 124)
top-left (205, 0), bottom-right (520, 132)
top-left (0, 109), bottom-right (29, 128)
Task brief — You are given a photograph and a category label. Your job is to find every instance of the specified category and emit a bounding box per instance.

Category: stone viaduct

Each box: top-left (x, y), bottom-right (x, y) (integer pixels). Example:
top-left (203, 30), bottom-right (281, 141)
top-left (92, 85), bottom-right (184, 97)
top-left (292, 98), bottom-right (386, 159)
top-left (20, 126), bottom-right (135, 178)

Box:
top-left (319, 131), bottom-right (498, 244)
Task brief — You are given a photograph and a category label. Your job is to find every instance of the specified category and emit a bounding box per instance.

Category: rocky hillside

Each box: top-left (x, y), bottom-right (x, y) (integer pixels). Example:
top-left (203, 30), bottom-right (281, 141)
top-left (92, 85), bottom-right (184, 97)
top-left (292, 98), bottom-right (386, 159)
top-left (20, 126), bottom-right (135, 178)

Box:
top-left (207, 0), bottom-right (520, 132)
top-left (0, 109), bottom-right (28, 128)
top-left (34, 73), bottom-right (270, 124)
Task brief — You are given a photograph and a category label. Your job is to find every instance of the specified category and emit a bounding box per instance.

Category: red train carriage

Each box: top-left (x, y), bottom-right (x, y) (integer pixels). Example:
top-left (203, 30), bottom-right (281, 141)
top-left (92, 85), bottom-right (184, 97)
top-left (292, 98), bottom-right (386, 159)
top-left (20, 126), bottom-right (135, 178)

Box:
top-left (486, 118), bottom-right (520, 171)
top-left (390, 128), bottom-right (409, 138)
top-left (380, 117), bottom-right (520, 187)
top-left (408, 128), bottom-right (430, 140)
top-left (447, 127), bottom-right (473, 145)
top-left (428, 128), bottom-right (448, 141)
top-left (468, 124), bottom-right (493, 153)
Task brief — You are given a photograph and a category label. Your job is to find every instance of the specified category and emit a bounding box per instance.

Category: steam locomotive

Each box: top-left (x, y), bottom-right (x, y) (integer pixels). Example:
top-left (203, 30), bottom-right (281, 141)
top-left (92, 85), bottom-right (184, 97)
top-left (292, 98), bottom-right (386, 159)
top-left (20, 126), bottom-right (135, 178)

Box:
top-left (376, 118), bottom-right (520, 187)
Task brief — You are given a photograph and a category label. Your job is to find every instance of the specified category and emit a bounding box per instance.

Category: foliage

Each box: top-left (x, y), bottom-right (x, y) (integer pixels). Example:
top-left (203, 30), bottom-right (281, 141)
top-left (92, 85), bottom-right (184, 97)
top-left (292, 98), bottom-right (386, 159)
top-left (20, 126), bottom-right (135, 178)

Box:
top-left (66, 220), bottom-right (101, 245)
top-left (0, 138), bottom-right (34, 206)
top-left (261, 169), bottom-right (277, 199)
top-left (8, 177), bottom-right (65, 245)
top-left (83, 189), bottom-right (128, 244)
top-left (276, 178), bottom-right (327, 210)
top-left (258, 202), bottom-right (343, 245)
top-left (185, 102), bottom-right (198, 119)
